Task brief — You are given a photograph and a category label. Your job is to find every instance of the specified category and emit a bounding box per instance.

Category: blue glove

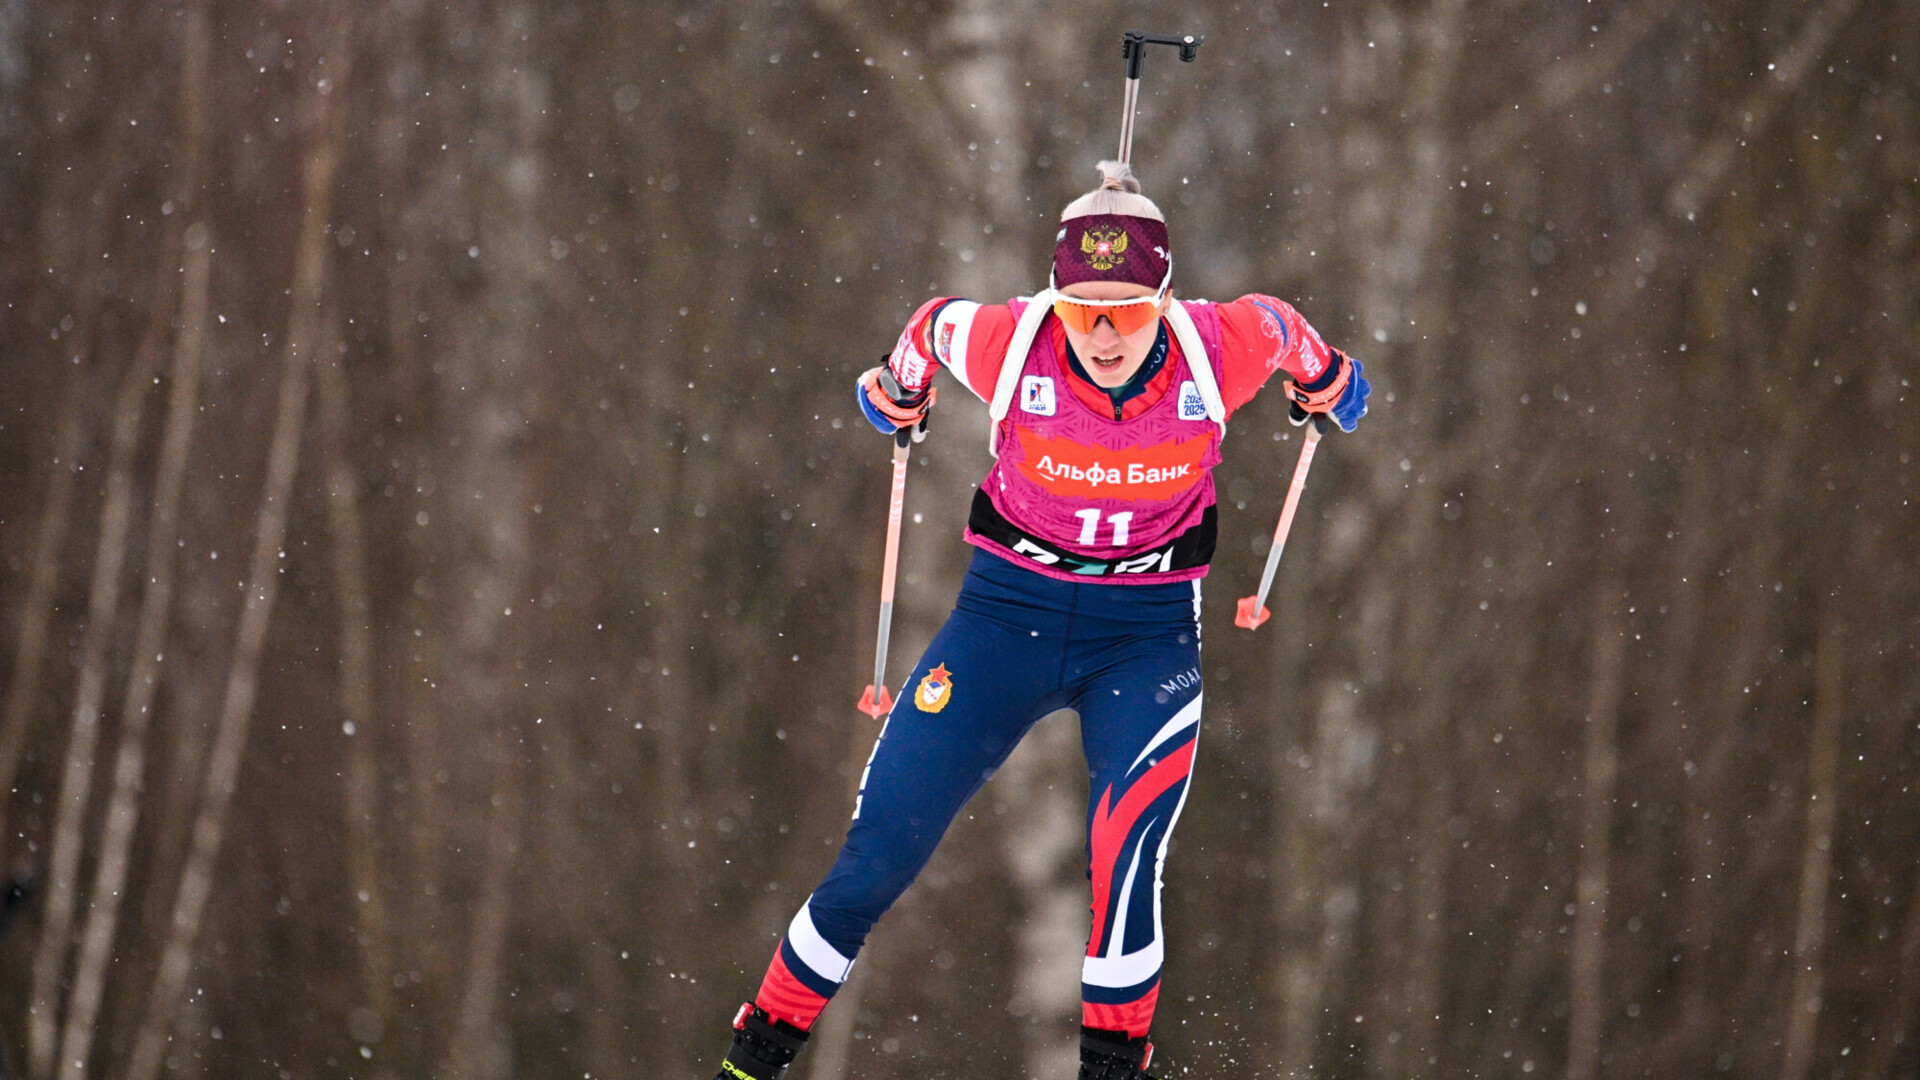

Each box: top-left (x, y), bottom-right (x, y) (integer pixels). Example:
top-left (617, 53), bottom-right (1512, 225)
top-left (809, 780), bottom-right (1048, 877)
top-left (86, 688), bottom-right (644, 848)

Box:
top-left (857, 378), bottom-right (896, 434)
top-left (1287, 352), bottom-right (1369, 434)
top-left (1330, 357), bottom-right (1369, 432)
top-left (856, 365), bottom-right (934, 435)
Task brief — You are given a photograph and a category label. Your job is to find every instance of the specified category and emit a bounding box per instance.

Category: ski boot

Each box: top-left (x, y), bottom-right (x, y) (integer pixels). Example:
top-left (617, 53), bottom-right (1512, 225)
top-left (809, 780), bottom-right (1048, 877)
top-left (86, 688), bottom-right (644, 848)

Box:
top-left (1079, 1026), bottom-right (1158, 1080)
top-left (711, 1003), bottom-right (808, 1080)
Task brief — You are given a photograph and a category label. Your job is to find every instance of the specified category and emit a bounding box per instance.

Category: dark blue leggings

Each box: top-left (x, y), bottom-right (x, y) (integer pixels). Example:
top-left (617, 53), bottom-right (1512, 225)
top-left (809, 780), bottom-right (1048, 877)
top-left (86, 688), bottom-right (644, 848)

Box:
top-left (758, 548), bottom-right (1203, 1036)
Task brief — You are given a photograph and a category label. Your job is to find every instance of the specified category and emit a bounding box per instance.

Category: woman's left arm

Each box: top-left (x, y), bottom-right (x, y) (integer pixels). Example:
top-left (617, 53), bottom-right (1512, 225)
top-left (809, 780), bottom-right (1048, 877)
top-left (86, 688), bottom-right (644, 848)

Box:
top-left (1214, 294), bottom-right (1369, 432)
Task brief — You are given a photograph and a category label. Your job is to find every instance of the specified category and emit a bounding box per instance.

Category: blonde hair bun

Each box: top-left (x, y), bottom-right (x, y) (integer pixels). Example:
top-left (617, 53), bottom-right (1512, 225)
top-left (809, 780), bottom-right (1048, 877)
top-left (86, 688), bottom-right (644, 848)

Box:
top-left (1060, 160), bottom-right (1165, 223)
top-left (1095, 159), bottom-right (1142, 193)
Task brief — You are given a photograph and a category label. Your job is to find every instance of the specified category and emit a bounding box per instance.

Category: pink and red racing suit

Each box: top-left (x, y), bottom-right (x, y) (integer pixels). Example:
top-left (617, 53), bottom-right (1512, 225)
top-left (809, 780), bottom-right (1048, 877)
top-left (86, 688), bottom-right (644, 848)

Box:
top-left (896, 294), bottom-right (1334, 582)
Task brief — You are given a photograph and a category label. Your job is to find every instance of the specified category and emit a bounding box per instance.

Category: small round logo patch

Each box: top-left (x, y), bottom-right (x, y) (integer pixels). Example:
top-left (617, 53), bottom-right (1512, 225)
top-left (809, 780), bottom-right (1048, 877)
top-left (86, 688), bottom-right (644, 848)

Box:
top-left (916, 663), bottom-right (954, 713)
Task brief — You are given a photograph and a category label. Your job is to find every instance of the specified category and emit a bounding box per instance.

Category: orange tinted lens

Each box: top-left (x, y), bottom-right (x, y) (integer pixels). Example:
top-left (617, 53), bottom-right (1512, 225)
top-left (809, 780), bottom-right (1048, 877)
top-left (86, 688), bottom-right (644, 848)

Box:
top-left (1104, 301), bottom-right (1161, 335)
top-left (1052, 298), bottom-right (1159, 336)
top-left (1052, 298), bottom-right (1098, 333)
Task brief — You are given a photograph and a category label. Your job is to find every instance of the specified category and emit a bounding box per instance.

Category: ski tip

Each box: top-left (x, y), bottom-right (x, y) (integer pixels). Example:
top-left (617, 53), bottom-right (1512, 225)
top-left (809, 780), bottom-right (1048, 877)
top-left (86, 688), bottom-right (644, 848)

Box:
top-left (1233, 596), bottom-right (1271, 631)
top-left (857, 684), bottom-right (894, 718)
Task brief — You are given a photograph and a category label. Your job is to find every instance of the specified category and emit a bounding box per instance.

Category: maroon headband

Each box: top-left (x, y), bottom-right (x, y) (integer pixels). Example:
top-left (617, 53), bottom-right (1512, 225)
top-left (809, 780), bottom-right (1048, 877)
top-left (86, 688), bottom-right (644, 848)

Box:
top-left (1051, 213), bottom-right (1171, 289)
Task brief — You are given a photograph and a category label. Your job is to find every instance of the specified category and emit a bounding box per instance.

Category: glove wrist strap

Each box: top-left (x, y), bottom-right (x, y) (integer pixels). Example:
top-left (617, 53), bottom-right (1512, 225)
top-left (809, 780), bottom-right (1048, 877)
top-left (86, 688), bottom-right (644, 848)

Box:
top-left (877, 367), bottom-right (928, 408)
top-left (1285, 351), bottom-right (1351, 411)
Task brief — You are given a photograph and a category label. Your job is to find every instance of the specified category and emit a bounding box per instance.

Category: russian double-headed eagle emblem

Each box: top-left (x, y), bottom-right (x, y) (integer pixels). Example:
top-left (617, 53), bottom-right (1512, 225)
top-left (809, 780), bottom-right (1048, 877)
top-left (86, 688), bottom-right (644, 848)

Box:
top-left (1081, 228), bottom-right (1128, 270)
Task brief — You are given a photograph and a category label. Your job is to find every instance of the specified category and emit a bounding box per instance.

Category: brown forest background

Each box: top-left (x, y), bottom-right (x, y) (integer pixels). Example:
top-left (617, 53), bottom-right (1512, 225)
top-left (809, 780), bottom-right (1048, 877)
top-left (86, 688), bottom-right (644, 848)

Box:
top-left (1, 1), bottom-right (1916, 1078)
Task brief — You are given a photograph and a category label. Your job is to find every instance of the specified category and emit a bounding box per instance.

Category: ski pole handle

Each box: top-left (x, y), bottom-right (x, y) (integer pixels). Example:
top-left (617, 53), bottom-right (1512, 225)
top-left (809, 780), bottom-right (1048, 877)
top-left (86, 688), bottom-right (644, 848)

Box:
top-left (897, 410), bottom-right (929, 448)
top-left (1235, 423), bottom-right (1322, 631)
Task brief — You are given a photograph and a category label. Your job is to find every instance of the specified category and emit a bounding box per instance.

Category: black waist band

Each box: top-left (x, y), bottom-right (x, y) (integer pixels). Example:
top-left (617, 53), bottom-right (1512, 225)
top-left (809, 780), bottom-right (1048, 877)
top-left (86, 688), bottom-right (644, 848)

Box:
top-left (968, 489), bottom-right (1216, 577)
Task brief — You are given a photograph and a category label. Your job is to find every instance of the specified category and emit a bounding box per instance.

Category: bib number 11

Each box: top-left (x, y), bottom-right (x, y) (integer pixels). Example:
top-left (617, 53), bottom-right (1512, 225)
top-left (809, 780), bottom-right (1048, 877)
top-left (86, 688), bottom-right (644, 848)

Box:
top-left (1074, 509), bottom-right (1133, 547)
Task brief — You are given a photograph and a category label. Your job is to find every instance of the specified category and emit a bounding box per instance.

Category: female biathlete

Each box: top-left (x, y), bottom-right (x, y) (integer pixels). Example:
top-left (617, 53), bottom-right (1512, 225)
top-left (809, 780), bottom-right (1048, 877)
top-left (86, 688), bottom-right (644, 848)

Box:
top-left (710, 162), bottom-right (1369, 1080)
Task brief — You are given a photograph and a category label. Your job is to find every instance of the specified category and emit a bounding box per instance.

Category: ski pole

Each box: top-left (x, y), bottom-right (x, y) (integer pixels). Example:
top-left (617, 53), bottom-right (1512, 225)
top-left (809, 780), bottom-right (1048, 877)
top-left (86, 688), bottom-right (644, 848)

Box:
top-left (1235, 416), bottom-right (1326, 631)
top-left (857, 419), bottom-right (925, 717)
top-left (1116, 30), bottom-right (1203, 166)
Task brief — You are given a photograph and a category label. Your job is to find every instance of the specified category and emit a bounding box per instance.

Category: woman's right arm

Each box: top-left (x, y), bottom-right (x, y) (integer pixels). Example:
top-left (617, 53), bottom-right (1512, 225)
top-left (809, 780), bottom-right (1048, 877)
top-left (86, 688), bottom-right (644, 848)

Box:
top-left (882, 299), bottom-right (1019, 404)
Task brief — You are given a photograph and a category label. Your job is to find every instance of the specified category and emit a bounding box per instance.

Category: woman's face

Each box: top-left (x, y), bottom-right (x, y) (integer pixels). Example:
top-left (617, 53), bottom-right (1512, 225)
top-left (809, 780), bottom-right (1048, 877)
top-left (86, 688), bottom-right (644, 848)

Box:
top-left (1057, 280), bottom-right (1167, 388)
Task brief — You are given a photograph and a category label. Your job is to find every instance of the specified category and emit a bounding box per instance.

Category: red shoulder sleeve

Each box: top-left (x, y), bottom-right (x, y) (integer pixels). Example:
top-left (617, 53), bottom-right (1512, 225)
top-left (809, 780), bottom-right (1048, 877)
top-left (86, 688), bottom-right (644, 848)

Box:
top-left (922, 300), bottom-right (1016, 403)
top-left (1213, 294), bottom-right (1336, 419)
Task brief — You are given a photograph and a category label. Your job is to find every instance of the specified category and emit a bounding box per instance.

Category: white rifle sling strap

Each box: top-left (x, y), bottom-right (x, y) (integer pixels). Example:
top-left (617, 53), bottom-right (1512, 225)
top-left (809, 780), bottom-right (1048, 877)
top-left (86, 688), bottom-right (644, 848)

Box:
top-left (987, 292), bottom-right (1057, 457)
top-left (1162, 299), bottom-right (1227, 437)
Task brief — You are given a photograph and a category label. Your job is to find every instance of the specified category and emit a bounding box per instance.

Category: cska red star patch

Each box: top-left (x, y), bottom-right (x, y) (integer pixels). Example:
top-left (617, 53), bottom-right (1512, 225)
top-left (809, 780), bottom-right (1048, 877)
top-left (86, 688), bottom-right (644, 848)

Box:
top-left (915, 663), bottom-right (954, 713)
